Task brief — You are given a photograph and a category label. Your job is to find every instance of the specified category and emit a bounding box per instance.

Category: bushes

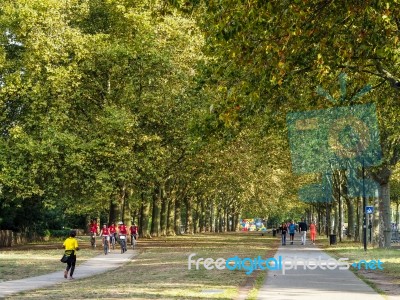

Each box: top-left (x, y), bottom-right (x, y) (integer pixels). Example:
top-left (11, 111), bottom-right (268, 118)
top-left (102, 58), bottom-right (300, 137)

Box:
top-left (48, 229), bottom-right (71, 238)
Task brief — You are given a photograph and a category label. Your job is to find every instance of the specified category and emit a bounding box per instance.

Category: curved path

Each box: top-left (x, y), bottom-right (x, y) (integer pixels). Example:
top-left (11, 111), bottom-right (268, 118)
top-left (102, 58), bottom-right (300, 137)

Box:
top-left (0, 249), bottom-right (137, 298)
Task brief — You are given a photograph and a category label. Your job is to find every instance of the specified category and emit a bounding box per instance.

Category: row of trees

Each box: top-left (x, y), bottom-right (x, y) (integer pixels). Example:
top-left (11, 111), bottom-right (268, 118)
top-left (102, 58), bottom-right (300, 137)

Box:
top-left (189, 0), bottom-right (400, 247)
top-left (0, 0), bottom-right (299, 237)
top-left (0, 1), bottom-right (399, 247)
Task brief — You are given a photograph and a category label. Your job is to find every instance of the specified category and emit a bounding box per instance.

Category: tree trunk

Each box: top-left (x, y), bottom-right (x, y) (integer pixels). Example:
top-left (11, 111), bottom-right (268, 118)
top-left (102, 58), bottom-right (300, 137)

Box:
top-left (234, 212), bottom-right (240, 231)
top-left (345, 196), bottom-right (355, 240)
top-left (373, 167), bottom-right (392, 248)
top-left (225, 208), bottom-right (229, 232)
top-left (185, 196), bottom-right (193, 234)
top-left (219, 207), bottom-right (224, 232)
top-left (332, 201), bottom-right (339, 235)
top-left (151, 185), bottom-right (161, 237)
top-left (210, 201), bottom-right (215, 232)
top-left (123, 187), bottom-right (132, 227)
top-left (372, 193), bottom-right (380, 245)
top-left (139, 192), bottom-right (151, 238)
top-left (199, 198), bottom-right (205, 232)
top-left (379, 182), bottom-right (391, 248)
top-left (111, 186), bottom-right (124, 224)
top-left (192, 199), bottom-right (199, 234)
top-left (109, 199), bottom-right (118, 225)
top-left (355, 197), bottom-right (363, 242)
top-left (317, 204), bottom-right (323, 235)
top-left (160, 186), bottom-right (168, 236)
top-left (325, 202), bottom-right (331, 237)
top-left (174, 196), bottom-right (182, 234)
top-left (85, 215), bottom-right (91, 234)
top-left (166, 190), bottom-right (176, 236)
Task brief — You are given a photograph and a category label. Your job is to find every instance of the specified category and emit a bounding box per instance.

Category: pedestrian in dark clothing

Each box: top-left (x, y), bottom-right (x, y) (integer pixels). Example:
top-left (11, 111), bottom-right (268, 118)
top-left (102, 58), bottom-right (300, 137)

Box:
top-left (298, 219), bottom-right (308, 245)
top-left (280, 223), bottom-right (287, 245)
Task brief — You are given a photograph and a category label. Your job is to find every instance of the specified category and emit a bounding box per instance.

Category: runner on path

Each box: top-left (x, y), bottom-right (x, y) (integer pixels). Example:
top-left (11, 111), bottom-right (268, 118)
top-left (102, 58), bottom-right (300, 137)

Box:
top-left (62, 230), bottom-right (79, 279)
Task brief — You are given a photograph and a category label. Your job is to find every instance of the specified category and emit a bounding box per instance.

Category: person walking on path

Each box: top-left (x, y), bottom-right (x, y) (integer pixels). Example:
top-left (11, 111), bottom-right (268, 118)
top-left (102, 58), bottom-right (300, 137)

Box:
top-left (288, 220), bottom-right (296, 245)
top-left (279, 222), bottom-right (287, 245)
top-left (298, 218), bottom-right (308, 245)
top-left (63, 230), bottom-right (80, 279)
top-left (309, 220), bottom-right (317, 245)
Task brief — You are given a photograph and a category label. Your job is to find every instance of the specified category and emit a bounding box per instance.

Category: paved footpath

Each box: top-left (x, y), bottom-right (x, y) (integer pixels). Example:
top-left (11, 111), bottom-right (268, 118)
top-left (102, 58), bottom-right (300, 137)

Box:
top-left (258, 236), bottom-right (388, 300)
top-left (0, 249), bottom-right (137, 298)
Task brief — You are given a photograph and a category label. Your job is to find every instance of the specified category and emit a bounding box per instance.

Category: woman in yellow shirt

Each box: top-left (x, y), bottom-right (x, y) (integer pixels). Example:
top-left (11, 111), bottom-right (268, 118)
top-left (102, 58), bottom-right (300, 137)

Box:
top-left (63, 230), bottom-right (80, 279)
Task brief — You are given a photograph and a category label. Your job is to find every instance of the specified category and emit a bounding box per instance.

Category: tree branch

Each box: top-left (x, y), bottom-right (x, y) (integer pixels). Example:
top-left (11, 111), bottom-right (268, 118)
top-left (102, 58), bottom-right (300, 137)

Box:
top-left (374, 61), bottom-right (400, 89)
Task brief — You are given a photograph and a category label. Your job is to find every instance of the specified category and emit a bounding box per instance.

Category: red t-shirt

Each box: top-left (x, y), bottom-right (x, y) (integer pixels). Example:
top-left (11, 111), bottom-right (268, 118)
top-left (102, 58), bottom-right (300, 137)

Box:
top-left (130, 225), bottom-right (138, 234)
top-left (119, 225), bottom-right (127, 235)
top-left (101, 227), bottom-right (110, 236)
top-left (109, 225), bottom-right (116, 234)
top-left (310, 224), bottom-right (316, 233)
top-left (90, 223), bottom-right (98, 234)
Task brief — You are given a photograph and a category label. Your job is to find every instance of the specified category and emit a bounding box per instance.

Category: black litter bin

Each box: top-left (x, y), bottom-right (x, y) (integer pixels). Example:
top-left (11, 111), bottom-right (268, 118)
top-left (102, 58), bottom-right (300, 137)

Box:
top-left (272, 229), bottom-right (276, 237)
top-left (329, 234), bottom-right (337, 245)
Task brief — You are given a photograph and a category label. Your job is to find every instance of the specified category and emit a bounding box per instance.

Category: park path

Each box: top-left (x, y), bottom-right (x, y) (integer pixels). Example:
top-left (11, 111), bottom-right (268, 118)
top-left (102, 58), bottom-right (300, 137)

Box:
top-left (257, 235), bottom-right (389, 300)
top-left (0, 248), bottom-right (138, 298)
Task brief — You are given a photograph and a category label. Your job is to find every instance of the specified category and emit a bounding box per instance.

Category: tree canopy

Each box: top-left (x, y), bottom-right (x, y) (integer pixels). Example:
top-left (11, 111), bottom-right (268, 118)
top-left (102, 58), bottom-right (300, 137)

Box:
top-left (0, 0), bottom-right (398, 247)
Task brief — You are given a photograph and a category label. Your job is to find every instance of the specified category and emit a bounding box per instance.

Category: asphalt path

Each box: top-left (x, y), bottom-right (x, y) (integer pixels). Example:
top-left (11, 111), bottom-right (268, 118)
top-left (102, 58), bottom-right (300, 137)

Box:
top-left (257, 235), bottom-right (386, 300)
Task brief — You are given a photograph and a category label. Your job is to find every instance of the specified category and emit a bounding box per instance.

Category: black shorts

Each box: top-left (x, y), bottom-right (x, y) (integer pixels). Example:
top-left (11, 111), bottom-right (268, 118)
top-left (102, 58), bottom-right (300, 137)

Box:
top-left (289, 233), bottom-right (294, 237)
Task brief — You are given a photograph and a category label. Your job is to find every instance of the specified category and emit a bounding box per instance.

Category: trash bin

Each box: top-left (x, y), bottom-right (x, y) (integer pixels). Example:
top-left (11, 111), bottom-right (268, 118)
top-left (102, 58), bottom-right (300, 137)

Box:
top-left (329, 234), bottom-right (337, 245)
top-left (272, 229), bottom-right (276, 237)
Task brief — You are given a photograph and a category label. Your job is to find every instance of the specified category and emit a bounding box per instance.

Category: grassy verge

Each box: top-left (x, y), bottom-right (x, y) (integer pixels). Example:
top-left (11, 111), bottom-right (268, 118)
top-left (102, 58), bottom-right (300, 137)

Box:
top-left (245, 271), bottom-right (267, 300)
top-left (5, 232), bottom-right (278, 300)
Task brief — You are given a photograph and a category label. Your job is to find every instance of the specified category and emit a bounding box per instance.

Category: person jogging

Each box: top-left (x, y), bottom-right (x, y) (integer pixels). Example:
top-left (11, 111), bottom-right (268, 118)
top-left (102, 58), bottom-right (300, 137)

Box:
top-left (298, 218), bottom-right (308, 245)
top-left (288, 220), bottom-right (296, 245)
top-left (63, 230), bottom-right (79, 280)
top-left (310, 220), bottom-right (317, 245)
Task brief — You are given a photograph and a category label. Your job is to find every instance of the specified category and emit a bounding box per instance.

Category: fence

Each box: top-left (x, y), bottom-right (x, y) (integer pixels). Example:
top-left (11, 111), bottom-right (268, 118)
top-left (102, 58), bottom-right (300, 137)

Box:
top-left (0, 230), bottom-right (30, 247)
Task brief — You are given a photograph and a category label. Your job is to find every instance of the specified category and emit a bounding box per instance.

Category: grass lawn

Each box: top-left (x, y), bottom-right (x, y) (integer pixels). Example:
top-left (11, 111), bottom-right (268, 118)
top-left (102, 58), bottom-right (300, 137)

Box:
top-left (2, 232), bottom-right (278, 300)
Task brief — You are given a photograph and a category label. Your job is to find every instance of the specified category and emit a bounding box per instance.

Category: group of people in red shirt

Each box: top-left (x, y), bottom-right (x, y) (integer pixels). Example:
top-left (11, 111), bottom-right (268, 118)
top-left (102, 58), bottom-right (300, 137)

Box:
top-left (89, 220), bottom-right (138, 252)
